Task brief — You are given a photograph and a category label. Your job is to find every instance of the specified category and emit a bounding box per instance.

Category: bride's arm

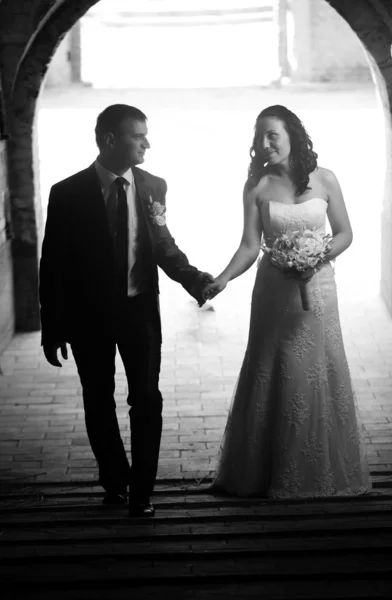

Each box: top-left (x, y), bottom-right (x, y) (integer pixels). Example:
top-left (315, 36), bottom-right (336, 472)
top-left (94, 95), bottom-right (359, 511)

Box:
top-left (323, 168), bottom-right (353, 261)
top-left (205, 184), bottom-right (263, 298)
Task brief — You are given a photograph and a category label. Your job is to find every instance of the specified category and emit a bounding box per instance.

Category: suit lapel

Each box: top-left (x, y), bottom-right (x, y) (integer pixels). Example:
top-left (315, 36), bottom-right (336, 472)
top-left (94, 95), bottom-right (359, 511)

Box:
top-left (132, 166), bottom-right (155, 242)
top-left (85, 163), bottom-right (106, 211)
top-left (82, 163), bottom-right (112, 238)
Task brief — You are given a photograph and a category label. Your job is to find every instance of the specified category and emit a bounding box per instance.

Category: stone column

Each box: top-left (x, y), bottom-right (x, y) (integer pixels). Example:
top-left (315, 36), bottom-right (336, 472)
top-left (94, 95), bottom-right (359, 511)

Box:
top-left (278, 0), bottom-right (291, 79)
top-left (70, 21), bottom-right (82, 83)
top-left (289, 0), bottom-right (312, 82)
top-left (0, 80), bottom-right (14, 352)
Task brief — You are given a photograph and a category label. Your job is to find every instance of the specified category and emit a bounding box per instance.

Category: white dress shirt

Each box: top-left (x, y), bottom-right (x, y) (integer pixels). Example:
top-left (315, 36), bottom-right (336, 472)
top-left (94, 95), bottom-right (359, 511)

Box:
top-left (94, 159), bottom-right (147, 297)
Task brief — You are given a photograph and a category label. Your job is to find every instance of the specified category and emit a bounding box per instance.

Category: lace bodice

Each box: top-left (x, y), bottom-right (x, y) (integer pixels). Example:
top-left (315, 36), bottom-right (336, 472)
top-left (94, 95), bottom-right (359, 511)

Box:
top-left (260, 197), bottom-right (328, 248)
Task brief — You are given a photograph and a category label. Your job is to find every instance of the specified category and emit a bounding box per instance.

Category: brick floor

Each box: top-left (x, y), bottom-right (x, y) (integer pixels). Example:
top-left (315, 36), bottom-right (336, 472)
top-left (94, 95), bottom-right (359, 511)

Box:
top-left (0, 268), bottom-right (392, 485)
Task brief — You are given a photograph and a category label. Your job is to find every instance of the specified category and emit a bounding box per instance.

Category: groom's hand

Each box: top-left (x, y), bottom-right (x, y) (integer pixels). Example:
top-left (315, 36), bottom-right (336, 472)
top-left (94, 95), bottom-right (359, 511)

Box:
top-left (43, 341), bottom-right (68, 367)
top-left (191, 272), bottom-right (215, 307)
top-left (203, 275), bottom-right (228, 300)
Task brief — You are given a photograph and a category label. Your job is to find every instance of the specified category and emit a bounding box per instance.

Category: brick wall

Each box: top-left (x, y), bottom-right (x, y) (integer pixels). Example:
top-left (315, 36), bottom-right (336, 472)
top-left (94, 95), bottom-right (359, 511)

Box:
top-left (0, 0), bottom-right (98, 334)
top-left (372, 59), bottom-right (392, 315)
top-left (329, 0), bottom-right (392, 315)
top-left (0, 0), bottom-right (66, 334)
top-left (375, 65), bottom-right (392, 315)
top-left (0, 136), bottom-right (14, 354)
top-left (360, 15), bottom-right (392, 317)
top-left (0, 63), bottom-right (13, 353)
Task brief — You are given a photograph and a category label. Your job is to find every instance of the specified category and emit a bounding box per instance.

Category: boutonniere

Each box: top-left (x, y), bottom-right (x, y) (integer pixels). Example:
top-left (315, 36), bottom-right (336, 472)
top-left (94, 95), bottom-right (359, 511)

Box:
top-left (147, 194), bottom-right (166, 226)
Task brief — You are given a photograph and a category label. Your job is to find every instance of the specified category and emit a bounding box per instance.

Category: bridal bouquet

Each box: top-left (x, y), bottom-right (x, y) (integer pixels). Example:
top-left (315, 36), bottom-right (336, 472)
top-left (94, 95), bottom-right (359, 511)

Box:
top-left (261, 229), bottom-right (333, 310)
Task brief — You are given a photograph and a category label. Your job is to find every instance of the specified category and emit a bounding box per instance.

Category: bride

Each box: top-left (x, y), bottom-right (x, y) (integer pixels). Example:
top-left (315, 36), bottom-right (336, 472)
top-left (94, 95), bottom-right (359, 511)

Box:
top-left (203, 105), bottom-right (370, 498)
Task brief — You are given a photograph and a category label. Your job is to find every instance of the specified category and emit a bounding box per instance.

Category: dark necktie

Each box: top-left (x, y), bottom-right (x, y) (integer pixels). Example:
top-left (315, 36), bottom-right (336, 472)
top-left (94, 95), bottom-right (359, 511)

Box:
top-left (110, 177), bottom-right (128, 296)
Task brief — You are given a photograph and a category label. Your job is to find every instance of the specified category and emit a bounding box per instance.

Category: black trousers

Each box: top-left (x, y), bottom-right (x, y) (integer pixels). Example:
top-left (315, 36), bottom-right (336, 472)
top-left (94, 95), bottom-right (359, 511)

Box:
top-left (71, 290), bottom-right (163, 502)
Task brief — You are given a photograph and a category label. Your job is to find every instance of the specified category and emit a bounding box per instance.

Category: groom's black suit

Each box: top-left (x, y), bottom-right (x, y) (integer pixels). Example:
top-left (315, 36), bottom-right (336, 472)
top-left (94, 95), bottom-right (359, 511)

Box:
top-left (39, 163), bottom-right (207, 502)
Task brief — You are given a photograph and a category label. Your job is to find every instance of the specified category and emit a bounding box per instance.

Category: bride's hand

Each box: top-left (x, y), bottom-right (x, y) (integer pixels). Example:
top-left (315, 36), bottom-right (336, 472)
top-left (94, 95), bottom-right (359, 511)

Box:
top-left (203, 276), bottom-right (228, 301)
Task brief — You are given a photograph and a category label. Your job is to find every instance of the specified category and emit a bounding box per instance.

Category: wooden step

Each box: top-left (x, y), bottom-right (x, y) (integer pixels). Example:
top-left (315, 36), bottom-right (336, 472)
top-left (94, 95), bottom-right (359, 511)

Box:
top-left (1, 492), bottom-right (391, 516)
top-left (1, 514), bottom-right (392, 544)
top-left (2, 550), bottom-right (392, 585)
top-left (0, 472), bottom-right (390, 499)
top-left (1, 482), bottom-right (391, 599)
top-left (0, 491), bottom-right (390, 512)
top-left (3, 578), bottom-right (392, 600)
top-left (1, 530), bottom-right (392, 562)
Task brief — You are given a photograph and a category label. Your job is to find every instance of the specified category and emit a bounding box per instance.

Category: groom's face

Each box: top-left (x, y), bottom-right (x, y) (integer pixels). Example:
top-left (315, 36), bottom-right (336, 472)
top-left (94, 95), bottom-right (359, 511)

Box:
top-left (111, 118), bottom-right (150, 167)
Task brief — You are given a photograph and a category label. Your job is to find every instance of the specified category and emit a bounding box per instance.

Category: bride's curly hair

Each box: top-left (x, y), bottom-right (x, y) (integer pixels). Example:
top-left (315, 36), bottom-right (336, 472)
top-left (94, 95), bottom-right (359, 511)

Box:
top-left (247, 105), bottom-right (318, 196)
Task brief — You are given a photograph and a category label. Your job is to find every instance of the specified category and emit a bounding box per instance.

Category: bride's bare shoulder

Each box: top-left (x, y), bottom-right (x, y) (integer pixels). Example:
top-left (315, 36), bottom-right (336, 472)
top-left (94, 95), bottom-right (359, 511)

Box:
top-left (244, 175), bottom-right (270, 205)
top-left (314, 166), bottom-right (338, 185)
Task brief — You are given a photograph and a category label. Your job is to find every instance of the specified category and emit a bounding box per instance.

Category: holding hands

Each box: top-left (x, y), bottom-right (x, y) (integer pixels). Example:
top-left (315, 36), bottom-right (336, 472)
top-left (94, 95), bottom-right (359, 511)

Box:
top-left (191, 271), bottom-right (215, 307)
top-left (191, 272), bottom-right (229, 306)
top-left (202, 275), bottom-right (228, 302)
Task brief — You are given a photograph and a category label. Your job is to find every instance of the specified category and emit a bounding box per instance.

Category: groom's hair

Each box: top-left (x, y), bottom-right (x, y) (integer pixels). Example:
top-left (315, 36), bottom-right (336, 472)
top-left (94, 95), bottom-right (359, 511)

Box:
top-left (95, 104), bottom-right (147, 148)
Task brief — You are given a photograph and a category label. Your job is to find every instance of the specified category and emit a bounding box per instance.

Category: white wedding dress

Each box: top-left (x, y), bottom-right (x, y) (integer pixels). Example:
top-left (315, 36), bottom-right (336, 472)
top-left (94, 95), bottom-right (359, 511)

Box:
top-left (212, 198), bottom-right (371, 498)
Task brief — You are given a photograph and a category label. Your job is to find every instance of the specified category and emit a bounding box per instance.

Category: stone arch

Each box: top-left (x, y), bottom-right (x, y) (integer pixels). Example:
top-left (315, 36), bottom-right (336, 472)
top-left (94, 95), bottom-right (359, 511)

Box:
top-left (4, 0), bottom-right (392, 331)
top-left (6, 0), bottom-right (99, 331)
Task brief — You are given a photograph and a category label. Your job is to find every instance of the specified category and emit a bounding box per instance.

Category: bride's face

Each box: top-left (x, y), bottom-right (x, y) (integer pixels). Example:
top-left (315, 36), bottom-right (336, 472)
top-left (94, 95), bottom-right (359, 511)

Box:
top-left (255, 117), bottom-right (291, 167)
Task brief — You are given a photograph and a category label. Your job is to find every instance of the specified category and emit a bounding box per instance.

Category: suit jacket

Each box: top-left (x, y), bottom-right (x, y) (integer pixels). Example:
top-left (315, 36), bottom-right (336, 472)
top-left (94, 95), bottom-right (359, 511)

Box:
top-left (39, 163), bottom-right (204, 344)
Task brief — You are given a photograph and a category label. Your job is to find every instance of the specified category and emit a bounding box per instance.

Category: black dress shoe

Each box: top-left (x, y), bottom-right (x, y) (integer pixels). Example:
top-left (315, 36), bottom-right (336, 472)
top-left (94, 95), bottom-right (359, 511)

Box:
top-left (128, 501), bottom-right (155, 518)
top-left (102, 492), bottom-right (127, 506)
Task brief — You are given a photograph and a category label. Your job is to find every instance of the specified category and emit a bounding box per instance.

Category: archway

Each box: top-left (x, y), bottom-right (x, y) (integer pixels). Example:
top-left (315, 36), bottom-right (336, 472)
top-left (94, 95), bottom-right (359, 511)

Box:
top-left (0, 0), bottom-right (391, 491)
top-left (4, 0), bottom-right (392, 333)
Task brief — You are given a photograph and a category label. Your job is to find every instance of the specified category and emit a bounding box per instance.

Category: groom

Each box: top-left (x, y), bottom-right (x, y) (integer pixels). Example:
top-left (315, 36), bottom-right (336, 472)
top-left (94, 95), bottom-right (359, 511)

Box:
top-left (39, 104), bottom-right (213, 517)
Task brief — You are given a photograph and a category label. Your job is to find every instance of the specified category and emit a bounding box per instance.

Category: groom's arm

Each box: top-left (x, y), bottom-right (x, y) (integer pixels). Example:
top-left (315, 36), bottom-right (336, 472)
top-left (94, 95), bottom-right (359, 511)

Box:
top-left (152, 180), bottom-right (213, 302)
top-left (39, 184), bottom-right (67, 347)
